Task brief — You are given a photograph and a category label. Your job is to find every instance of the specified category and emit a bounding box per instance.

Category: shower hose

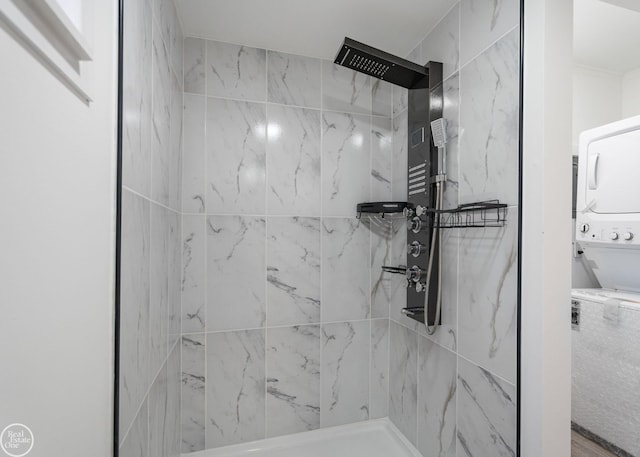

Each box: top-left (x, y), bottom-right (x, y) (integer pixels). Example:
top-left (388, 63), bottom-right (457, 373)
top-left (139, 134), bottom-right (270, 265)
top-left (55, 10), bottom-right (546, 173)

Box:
top-left (423, 180), bottom-right (443, 335)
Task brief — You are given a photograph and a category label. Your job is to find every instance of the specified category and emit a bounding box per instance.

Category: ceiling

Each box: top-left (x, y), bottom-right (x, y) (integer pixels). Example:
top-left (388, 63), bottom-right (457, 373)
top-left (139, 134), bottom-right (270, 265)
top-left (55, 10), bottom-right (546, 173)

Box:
top-left (574, 0), bottom-right (640, 73)
top-left (174, 0), bottom-right (457, 61)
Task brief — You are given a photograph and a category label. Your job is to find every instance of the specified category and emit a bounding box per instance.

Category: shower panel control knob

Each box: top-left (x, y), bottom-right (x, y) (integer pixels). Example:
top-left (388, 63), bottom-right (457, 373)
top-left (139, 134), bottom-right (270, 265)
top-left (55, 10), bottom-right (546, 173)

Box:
top-left (579, 223), bottom-right (590, 233)
top-left (403, 207), bottom-right (415, 217)
top-left (408, 241), bottom-right (426, 257)
top-left (610, 232), bottom-right (619, 240)
top-left (406, 266), bottom-right (423, 282)
top-left (409, 217), bottom-right (422, 233)
top-left (415, 282), bottom-right (426, 293)
top-left (415, 205), bottom-right (427, 217)
top-left (624, 232), bottom-right (634, 241)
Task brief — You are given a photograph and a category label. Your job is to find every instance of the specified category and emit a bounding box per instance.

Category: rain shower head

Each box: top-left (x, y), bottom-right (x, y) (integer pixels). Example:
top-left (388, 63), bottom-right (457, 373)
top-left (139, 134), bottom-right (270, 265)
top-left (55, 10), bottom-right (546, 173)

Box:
top-left (334, 37), bottom-right (429, 89)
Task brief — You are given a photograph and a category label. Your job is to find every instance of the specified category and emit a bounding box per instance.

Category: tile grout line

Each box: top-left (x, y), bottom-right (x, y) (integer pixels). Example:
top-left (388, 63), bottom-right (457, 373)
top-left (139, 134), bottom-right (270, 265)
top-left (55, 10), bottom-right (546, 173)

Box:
top-left (318, 57), bottom-right (324, 431)
top-left (147, 19), bottom-right (155, 451)
top-left (455, 8), bottom-right (461, 450)
top-left (182, 90), bottom-right (392, 120)
top-left (179, 27), bottom-right (185, 455)
top-left (202, 36), bottom-right (209, 451)
top-left (368, 79), bottom-right (372, 424)
top-left (459, 23), bottom-right (521, 72)
top-left (264, 49), bottom-right (269, 440)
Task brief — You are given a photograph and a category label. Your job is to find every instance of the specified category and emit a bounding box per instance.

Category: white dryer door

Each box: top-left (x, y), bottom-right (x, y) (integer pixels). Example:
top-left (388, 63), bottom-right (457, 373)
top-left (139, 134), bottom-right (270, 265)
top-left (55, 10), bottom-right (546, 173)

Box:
top-left (586, 128), bottom-right (640, 214)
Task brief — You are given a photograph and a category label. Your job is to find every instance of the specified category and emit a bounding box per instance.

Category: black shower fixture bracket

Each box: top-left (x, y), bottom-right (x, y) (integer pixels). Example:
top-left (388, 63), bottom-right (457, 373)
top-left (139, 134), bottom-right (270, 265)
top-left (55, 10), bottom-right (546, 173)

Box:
top-left (334, 38), bottom-right (431, 89)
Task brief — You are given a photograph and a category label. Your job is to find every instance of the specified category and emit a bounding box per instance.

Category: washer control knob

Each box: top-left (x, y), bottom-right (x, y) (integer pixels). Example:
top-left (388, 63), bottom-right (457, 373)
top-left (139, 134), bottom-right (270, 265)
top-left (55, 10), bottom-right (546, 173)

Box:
top-left (610, 232), bottom-right (619, 241)
top-left (624, 232), bottom-right (634, 241)
top-left (579, 223), bottom-right (590, 233)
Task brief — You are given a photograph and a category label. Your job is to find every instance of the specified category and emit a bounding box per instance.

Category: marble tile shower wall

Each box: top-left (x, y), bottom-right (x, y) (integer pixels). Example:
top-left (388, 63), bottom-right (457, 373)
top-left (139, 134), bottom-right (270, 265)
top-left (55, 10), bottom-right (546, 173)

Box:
top-left (389, 1), bottom-right (520, 456)
top-left (119, 0), bottom-right (183, 456)
top-left (180, 38), bottom-right (393, 453)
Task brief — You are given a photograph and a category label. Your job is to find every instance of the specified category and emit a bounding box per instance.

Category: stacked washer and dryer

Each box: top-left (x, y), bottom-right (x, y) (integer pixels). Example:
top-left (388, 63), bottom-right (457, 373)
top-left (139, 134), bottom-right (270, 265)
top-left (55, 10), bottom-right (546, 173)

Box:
top-left (573, 115), bottom-right (640, 456)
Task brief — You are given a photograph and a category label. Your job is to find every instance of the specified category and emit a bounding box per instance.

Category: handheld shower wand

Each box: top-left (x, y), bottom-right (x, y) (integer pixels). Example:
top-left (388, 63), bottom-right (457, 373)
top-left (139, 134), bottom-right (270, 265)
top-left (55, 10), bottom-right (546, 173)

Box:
top-left (424, 119), bottom-right (447, 335)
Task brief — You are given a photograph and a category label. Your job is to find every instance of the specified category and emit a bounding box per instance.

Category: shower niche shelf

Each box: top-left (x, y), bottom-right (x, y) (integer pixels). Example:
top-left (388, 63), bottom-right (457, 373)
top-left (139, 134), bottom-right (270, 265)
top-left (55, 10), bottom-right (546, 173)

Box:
top-left (356, 201), bottom-right (410, 219)
top-left (356, 201), bottom-right (410, 238)
top-left (356, 200), bottom-right (507, 229)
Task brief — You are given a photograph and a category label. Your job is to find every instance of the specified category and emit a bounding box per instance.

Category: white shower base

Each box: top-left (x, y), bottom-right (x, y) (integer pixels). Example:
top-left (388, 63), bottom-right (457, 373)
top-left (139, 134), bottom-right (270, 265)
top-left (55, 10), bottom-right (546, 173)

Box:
top-left (184, 419), bottom-right (421, 457)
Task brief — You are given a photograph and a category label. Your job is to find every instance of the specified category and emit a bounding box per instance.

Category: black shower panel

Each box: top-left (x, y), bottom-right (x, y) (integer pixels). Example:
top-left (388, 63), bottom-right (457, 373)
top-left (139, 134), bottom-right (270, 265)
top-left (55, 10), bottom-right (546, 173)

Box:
top-left (405, 62), bottom-right (443, 326)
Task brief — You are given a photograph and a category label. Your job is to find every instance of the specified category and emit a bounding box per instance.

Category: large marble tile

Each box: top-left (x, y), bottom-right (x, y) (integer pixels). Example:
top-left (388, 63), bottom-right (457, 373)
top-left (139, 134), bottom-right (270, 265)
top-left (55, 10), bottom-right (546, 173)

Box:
top-left (389, 321), bottom-right (418, 445)
top-left (371, 233), bottom-right (391, 319)
top-left (266, 325), bottom-right (320, 437)
top-left (168, 1), bottom-right (183, 82)
top-left (458, 209), bottom-right (517, 383)
top-left (169, 72), bottom-right (183, 211)
top-left (206, 41), bottom-right (266, 101)
top-left (407, 43), bottom-right (421, 63)
top-left (459, 29), bottom-right (519, 207)
top-left (119, 190), bottom-right (150, 440)
top-left (322, 111), bottom-right (371, 217)
top-left (370, 319), bottom-right (390, 419)
top-left (181, 216), bottom-right (206, 333)
top-left (428, 228), bottom-right (459, 352)
top-left (267, 217), bottom-right (320, 326)
top-left (206, 98), bottom-right (266, 214)
top-left (119, 398), bottom-right (148, 456)
top-left (393, 86), bottom-right (408, 117)
top-left (206, 330), bottom-right (266, 448)
top-left (184, 37), bottom-right (205, 95)
top-left (392, 110), bottom-right (408, 201)
top-left (168, 210), bottom-right (181, 347)
top-left (122, 0), bottom-right (152, 197)
top-left (267, 51), bottom-right (321, 108)
top-left (181, 335), bottom-right (206, 453)
top-left (323, 61), bottom-right (371, 114)
top-left (152, 18), bottom-right (173, 207)
top-left (207, 216), bottom-right (266, 331)
top-left (371, 116), bottom-right (393, 202)
top-left (421, 3), bottom-right (460, 81)
top-left (389, 219), bottom-right (408, 326)
top-left (149, 362), bottom-right (168, 457)
top-left (456, 357), bottom-right (516, 457)
top-left (151, 0), bottom-right (175, 74)
top-left (372, 80), bottom-right (393, 117)
top-left (392, 45), bottom-right (420, 117)
top-left (182, 94), bottom-right (206, 213)
top-left (165, 342), bottom-right (181, 457)
top-left (322, 218), bottom-right (370, 322)
top-left (417, 338), bottom-right (457, 457)
top-left (460, 0), bottom-right (520, 66)
top-left (321, 321), bottom-right (370, 427)
top-left (442, 74), bottom-right (460, 210)
top-left (149, 203), bottom-right (169, 384)
top-left (266, 105), bottom-right (321, 216)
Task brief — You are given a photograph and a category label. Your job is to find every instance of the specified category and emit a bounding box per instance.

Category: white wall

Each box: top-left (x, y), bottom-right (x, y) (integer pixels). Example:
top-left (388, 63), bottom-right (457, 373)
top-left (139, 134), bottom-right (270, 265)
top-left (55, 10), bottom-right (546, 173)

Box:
top-left (572, 65), bottom-right (622, 155)
top-left (0, 2), bottom-right (117, 457)
top-left (622, 68), bottom-right (640, 117)
top-left (522, 0), bottom-right (573, 455)
top-left (571, 66), bottom-right (621, 288)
